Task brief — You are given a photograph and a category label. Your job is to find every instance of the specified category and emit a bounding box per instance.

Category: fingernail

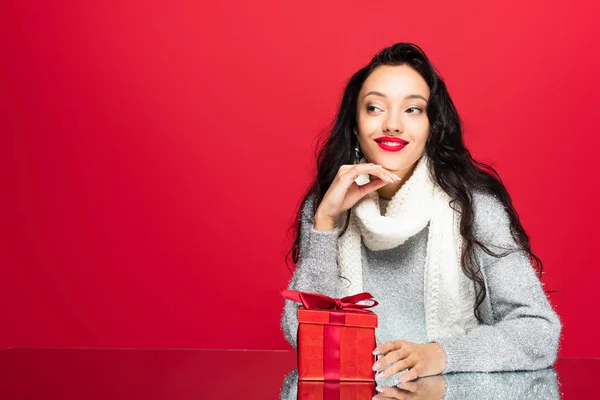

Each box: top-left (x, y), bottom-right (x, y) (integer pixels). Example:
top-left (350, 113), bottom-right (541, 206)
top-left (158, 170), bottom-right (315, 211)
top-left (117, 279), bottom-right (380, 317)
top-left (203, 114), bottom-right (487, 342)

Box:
top-left (393, 174), bottom-right (402, 181)
top-left (375, 386), bottom-right (386, 393)
top-left (372, 348), bottom-right (381, 355)
top-left (375, 370), bottom-right (387, 379)
top-left (372, 362), bottom-right (382, 371)
top-left (397, 382), bottom-right (405, 389)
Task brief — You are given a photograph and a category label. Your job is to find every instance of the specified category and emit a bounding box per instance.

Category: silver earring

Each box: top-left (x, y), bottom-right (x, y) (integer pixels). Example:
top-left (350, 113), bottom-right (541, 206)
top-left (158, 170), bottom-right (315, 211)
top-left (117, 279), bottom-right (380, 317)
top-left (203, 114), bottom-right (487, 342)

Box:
top-left (354, 142), bottom-right (361, 164)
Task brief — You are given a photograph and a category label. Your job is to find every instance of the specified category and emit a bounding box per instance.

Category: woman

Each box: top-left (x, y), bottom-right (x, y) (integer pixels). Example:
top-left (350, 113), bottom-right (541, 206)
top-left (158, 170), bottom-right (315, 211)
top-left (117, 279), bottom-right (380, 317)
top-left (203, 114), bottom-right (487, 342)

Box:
top-left (280, 42), bottom-right (561, 393)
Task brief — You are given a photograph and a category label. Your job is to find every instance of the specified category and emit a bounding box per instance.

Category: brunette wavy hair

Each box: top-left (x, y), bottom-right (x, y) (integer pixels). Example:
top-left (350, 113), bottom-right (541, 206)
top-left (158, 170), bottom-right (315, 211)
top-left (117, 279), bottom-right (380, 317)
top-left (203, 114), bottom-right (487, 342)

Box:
top-left (285, 42), bottom-right (544, 322)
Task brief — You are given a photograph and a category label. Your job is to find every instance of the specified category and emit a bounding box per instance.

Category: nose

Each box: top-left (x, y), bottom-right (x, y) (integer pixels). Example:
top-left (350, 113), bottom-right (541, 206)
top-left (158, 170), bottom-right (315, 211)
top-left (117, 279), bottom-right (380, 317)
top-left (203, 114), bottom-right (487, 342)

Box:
top-left (383, 112), bottom-right (403, 133)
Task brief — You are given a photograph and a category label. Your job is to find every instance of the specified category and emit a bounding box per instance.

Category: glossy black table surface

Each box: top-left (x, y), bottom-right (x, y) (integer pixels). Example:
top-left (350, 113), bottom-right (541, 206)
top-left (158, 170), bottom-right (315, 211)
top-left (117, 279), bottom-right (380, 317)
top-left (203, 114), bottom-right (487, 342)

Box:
top-left (0, 348), bottom-right (596, 399)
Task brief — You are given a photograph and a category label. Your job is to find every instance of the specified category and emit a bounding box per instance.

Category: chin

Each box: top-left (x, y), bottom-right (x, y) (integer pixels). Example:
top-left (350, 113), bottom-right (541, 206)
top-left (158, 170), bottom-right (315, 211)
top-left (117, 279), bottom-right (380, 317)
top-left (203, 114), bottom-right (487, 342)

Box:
top-left (366, 153), bottom-right (408, 171)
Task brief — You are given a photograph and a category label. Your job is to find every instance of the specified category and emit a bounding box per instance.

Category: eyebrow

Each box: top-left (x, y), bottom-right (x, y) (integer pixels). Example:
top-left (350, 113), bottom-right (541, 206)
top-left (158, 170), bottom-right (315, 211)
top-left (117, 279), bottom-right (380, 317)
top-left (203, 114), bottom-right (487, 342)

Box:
top-left (363, 91), bottom-right (428, 103)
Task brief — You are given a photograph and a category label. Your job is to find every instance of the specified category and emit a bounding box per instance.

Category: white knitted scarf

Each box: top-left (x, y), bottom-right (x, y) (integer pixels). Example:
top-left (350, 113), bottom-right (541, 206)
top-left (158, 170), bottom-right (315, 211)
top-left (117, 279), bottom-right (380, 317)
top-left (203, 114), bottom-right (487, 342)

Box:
top-left (336, 153), bottom-right (478, 341)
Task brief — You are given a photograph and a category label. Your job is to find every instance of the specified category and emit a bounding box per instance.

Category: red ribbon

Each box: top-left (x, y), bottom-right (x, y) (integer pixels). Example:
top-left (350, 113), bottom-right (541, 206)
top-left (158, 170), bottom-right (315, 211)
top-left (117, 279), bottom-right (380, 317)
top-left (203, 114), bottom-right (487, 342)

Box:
top-left (323, 381), bottom-right (341, 400)
top-left (282, 290), bottom-right (378, 381)
top-left (281, 290), bottom-right (378, 311)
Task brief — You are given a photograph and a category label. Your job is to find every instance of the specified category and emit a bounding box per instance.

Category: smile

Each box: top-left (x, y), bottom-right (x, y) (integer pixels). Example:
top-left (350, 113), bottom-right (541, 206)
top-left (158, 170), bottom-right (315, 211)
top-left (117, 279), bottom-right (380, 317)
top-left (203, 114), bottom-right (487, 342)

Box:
top-left (374, 138), bottom-right (409, 152)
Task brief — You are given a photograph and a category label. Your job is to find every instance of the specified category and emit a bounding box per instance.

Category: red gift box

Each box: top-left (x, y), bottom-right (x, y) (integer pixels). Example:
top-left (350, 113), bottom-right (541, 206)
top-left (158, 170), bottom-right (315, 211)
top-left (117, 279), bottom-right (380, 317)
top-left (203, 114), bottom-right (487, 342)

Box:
top-left (298, 380), bottom-right (376, 400)
top-left (282, 290), bottom-right (378, 382)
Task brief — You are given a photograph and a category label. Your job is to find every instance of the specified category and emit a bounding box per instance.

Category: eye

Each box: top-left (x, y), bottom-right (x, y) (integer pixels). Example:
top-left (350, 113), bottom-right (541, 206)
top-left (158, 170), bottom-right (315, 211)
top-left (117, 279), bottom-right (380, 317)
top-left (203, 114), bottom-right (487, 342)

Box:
top-left (406, 106), bottom-right (423, 114)
top-left (366, 105), bottom-right (382, 113)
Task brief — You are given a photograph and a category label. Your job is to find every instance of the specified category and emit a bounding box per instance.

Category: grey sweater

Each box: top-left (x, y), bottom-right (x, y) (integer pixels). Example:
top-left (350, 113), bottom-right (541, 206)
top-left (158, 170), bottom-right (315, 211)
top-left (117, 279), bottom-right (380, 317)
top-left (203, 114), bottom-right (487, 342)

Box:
top-left (280, 189), bottom-right (561, 383)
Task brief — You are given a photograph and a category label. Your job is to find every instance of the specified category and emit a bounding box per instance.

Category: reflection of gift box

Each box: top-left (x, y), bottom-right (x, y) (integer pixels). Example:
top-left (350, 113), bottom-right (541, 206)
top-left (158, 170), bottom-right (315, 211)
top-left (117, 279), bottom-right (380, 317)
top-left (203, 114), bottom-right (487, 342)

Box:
top-left (282, 290), bottom-right (378, 382)
top-left (298, 379), bottom-right (376, 400)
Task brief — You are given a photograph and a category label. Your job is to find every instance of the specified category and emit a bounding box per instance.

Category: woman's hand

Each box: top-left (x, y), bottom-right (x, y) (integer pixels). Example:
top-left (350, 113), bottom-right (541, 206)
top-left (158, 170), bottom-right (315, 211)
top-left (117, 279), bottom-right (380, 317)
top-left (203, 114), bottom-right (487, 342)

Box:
top-left (372, 340), bottom-right (447, 383)
top-left (373, 375), bottom-right (446, 400)
top-left (314, 163), bottom-right (401, 228)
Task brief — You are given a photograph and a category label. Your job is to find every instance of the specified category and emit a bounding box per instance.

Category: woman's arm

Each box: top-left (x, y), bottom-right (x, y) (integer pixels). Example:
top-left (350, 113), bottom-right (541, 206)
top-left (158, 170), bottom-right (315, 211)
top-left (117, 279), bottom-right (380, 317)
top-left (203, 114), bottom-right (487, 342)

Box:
top-left (443, 368), bottom-right (559, 399)
top-left (280, 194), bottom-right (347, 349)
top-left (434, 191), bottom-right (562, 373)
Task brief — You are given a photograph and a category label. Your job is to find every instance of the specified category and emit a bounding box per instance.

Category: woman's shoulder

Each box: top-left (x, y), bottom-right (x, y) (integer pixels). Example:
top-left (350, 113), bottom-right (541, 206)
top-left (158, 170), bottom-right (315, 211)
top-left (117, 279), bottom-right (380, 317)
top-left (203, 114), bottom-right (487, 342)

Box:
top-left (469, 188), bottom-right (514, 244)
top-left (470, 188), bottom-right (507, 218)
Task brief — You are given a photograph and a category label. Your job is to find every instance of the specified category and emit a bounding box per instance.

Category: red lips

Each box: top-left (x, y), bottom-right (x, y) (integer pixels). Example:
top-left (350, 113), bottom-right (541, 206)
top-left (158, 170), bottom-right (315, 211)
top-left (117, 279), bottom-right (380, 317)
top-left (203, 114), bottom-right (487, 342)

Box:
top-left (374, 136), bottom-right (409, 144)
top-left (374, 136), bottom-right (409, 152)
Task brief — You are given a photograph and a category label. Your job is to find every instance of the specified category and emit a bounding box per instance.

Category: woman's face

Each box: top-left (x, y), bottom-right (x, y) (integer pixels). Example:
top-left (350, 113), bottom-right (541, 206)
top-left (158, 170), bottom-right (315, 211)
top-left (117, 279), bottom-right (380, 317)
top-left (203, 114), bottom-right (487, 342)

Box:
top-left (355, 64), bottom-right (431, 175)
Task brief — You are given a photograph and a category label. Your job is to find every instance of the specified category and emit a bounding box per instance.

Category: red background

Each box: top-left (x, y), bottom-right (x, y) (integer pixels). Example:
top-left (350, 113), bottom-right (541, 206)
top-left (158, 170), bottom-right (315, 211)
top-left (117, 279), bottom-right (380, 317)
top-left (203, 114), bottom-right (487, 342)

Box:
top-left (1, 1), bottom-right (598, 356)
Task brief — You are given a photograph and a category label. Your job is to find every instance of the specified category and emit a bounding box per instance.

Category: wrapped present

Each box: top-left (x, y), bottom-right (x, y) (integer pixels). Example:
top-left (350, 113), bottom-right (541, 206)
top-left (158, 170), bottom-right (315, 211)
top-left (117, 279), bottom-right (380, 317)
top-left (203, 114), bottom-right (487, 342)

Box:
top-left (298, 379), bottom-right (376, 400)
top-left (282, 290), bottom-right (378, 382)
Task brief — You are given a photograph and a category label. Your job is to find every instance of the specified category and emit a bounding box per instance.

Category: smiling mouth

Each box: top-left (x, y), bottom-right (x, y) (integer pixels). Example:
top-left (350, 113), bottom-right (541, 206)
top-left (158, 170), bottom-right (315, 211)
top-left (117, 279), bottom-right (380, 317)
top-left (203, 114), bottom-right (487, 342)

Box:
top-left (376, 141), bottom-right (404, 147)
top-left (374, 138), bottom-right (409, 146)
top-left (374, 138), bottom-right (409, 152)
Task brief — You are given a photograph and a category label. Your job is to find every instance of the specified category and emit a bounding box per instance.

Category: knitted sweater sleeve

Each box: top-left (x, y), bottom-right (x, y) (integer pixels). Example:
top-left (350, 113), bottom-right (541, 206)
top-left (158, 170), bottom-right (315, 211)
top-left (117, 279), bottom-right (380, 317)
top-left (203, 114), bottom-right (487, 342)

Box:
top-left (280, 194), bottom-right (347, 349)
top-left (434, 191), bottom-right (562, 373)
top-left (442, 368), bottom-right (559, 399)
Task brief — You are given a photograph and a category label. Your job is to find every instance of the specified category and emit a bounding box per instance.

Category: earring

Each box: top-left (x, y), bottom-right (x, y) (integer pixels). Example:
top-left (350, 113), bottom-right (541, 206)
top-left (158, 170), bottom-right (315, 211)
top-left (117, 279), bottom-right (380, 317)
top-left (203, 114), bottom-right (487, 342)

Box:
top-left (354, 141), bottom-right (361, 164)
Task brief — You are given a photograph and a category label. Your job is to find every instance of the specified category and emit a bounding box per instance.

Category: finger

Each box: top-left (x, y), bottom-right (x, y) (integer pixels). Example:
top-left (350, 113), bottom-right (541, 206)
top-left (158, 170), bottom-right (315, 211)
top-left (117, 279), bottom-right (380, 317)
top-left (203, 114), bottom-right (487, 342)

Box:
top-left (397, 366), bottom-right (421, 383)
top-left (339, 164), bottom-right (384, 184)
top-left (375, 354), bottom-right (414, 379)
top-left (374, 385), bottom-right (411, 400)
top-left (363, 163), bottom-right (401, 183)
top-left (362, 165), bottom-right (399, 183)
top-left (339, 163), bottom-right (401, 183)
top-left (373, 346), bottom-right (411, 373)
top-left (346, 163), bottom-right (397, 182)
top-left (346, 163), bottom-right (398, 184)
top-left (357, 177), bottom-right (389, 196)
top-left (369, 169), bottom-right (396, 183)
top-left (338, 163), bottom-right (374, 174)
top-left (374, 340), bottom-right (409, 356)
top-left (348, 163), bottom-right (380, 174)
top-left (396, 380), bottom-right (418, 393)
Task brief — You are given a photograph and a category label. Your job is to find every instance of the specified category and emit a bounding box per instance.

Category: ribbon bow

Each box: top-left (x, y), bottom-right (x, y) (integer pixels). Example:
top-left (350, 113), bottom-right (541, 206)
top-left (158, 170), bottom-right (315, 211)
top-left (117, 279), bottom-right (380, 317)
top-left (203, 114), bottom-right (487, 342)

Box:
top-left (282, 289), bottom-right (378, 311)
